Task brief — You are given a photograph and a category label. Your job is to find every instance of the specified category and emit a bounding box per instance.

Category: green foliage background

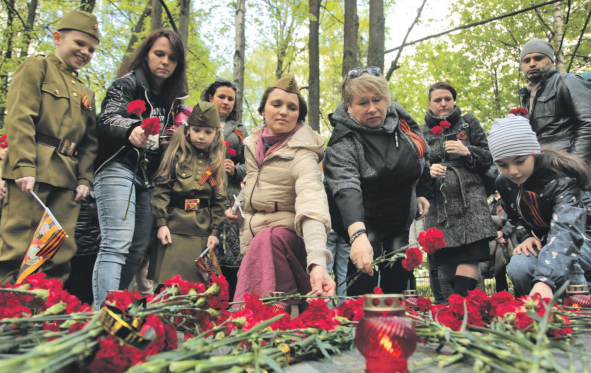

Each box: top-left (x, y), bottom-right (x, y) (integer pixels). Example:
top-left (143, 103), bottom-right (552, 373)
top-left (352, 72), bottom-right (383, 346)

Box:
top-left (0, 0), bottom-right (589, 136)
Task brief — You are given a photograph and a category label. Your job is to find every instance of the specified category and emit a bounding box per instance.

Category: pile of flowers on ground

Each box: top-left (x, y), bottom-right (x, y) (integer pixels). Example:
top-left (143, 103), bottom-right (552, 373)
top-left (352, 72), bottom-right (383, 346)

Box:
top-left (1, 225), bottom-right (589, 373)
top-left (407, 288), bottom-right (574, 338)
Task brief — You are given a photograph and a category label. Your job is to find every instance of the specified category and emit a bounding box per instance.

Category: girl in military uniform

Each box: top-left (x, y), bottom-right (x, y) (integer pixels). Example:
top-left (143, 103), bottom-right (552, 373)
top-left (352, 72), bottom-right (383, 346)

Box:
top-left (150, 102), bottom-right (227, 284)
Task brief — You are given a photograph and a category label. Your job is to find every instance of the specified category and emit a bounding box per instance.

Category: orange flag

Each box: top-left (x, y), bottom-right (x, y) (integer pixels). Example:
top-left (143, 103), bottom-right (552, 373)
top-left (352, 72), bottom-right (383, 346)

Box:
top-left (16, 192), bottom-right (67, 284)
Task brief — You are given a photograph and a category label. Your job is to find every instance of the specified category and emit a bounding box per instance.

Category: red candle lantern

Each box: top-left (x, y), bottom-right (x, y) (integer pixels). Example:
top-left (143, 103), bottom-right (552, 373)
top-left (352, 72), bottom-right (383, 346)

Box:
top-left (355, 294), bottom-right (418, 373)
top-left (270, 292), bottom-right (292, 314)
top-left (404, 290), bottom-right (419, 311)
top-left (564, 284), bottom-right (591, 309)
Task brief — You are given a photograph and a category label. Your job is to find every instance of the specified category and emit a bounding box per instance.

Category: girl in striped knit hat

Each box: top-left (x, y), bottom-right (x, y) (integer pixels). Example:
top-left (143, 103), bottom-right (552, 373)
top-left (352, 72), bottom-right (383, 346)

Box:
top-left (489, 114), bottom-right (591, 298)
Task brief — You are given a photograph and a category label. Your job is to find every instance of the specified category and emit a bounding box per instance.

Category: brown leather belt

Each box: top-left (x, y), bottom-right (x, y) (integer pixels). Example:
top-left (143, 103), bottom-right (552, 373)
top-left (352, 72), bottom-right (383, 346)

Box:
top-left (170, 196), bottom-right (211, 211)
top-left (36, 133), bottom-right (77, 157)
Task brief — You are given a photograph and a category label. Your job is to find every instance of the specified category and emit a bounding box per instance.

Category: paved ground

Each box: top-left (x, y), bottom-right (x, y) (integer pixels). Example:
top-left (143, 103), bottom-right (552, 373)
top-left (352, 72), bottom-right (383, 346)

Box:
top-left (286, 334), bottom-right (591, 372)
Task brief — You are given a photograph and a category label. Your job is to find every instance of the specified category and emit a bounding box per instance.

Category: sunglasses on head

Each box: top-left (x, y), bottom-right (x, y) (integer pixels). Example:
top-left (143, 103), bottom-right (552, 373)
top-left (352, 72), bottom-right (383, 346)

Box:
top-left (347, 66), bottom-right (383, 78)
top-left (215, 78), bottom-right (237, 87)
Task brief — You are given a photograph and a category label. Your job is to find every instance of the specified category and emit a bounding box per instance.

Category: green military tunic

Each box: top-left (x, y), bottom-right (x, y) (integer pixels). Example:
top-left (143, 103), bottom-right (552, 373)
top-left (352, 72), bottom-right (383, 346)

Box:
top-left (150, 151), bottom-right (226, 284)
top-left (0, 54), bottom-right (98, 283)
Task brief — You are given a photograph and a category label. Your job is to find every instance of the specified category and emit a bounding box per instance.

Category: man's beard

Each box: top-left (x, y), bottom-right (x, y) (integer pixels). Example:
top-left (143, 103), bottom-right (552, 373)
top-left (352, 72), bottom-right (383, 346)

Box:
top-left (522, 61), bottom-right (553, 84)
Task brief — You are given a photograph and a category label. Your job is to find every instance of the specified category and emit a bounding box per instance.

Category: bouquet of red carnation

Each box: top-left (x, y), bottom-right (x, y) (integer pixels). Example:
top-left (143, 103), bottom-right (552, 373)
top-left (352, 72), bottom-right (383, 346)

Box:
top-left (225, 141), bottom-right (236, 158)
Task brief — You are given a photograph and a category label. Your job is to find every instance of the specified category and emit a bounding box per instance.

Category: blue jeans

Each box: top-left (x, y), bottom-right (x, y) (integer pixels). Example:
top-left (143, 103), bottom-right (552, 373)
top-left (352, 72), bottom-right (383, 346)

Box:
top-left (92, 162), bottom-right (154, 309)
top-left (326, 230), bottom-right (351, 303)
top-left (507, 252), bottom-right (586, 297)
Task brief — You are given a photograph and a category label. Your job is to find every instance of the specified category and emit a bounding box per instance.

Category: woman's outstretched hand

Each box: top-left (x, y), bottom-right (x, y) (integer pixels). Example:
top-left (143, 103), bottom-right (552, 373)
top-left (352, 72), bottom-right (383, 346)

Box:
top-left (308, 265), bottom-right (336, 297)
top-left (350, 234), bottom-right (374, 276)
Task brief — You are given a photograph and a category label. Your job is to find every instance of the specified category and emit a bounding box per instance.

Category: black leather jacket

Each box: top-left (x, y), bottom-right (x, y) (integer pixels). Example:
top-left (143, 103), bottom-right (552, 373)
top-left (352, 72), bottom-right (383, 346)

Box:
top-left (496, 169), bottom-right (591, 290)
top-left (518, 69), bottom-right (591, 166)
top-left (95, 67), bottom-right (186, 180)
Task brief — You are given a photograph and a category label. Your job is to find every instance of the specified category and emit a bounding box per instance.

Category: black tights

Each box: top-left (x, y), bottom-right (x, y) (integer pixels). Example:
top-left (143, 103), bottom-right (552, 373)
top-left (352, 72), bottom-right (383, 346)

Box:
top-left (346, 225), bottom-right (412, 297)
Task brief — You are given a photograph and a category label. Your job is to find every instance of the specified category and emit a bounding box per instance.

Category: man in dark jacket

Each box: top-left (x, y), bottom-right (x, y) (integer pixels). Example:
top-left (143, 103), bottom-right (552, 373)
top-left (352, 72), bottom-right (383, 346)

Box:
top-left (517, 38), bottom-right (591, 167)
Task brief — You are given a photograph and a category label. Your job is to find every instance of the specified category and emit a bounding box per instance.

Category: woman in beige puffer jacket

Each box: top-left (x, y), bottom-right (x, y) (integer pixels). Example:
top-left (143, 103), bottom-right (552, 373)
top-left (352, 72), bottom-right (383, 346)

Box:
top-left (226, 74), bottom-right (334, 303)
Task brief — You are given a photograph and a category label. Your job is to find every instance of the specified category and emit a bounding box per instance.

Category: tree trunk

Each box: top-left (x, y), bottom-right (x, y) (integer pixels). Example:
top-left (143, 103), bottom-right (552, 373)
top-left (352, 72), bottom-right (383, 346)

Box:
top-left (125, 3), bottom-right (151, 55)
top-left (151, 0), bottom-right (163, 30)
top-left (552, 2), bottom-right (566, 73)
top-left (342, 0), bottom-right (359, 77)
top-left (275, 51), bottom-right (285, 80)
top-left (20, 0), bottom-right (39, 58)
top-left (308, 0), bottom-right (320, 132)
top-left (233, 0), bottom-right (246, 123)
top-left (367, 0), bottom-right (385, 71)
top-left (179, 0), bottom-right (191, 50)
top-left (80, 0), bottom-right (96, 13)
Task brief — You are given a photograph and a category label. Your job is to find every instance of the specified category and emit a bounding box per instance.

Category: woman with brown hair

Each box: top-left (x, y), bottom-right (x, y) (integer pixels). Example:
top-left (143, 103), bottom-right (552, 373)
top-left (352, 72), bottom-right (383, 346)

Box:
top-left (92, 29), bottom-right (187, 309)
top-left (420, 81), bottom-right (496, 298)
top-left (225, 74), bottom-right (335, 303)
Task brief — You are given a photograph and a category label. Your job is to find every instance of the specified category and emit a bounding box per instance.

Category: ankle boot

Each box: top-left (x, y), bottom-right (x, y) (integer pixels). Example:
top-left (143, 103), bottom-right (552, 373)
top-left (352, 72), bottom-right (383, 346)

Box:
top-left (453, 276), bottom-right (478, 297)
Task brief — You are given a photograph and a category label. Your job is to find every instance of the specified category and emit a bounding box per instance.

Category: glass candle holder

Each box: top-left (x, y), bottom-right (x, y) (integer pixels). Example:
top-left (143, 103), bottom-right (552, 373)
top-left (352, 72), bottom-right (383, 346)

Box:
top-left (355, 294), bottom-right (418, 373)
top-left (270, 291), bottom-right (292, 314)
top-left (404, 290), bottom-right (419, 311)
top-left (564, 284), bottom-right (591, 309)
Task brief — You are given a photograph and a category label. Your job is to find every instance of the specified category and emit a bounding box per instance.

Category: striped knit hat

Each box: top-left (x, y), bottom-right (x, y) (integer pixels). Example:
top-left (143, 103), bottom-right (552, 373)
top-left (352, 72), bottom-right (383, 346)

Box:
top-left (488, 115), bottom-right (541, 161)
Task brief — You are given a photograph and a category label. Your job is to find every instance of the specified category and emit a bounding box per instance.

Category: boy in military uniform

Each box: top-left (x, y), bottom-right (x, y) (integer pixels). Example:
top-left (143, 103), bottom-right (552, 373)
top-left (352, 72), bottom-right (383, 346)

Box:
top-left (0, 10), bottom-right (100, 283)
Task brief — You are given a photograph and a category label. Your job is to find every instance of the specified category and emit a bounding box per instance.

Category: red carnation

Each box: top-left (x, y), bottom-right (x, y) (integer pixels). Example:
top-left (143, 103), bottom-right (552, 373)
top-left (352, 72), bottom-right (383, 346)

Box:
top-left (0, 134), bottom-right (7, 149)
top-left (417, 296), bottom-right (432, 312)
top-left (440, 120), bottom-right (451, 129)
top-left (336, 297), bottom-right (364, 321)
top-left (515, 312), bottom-right (533, 330)
top-left (141, 117), bottom-right (161, 137)
top-left (373, 287), bottom-right (384, 294)
top-left (434, 307), bottom-right (462, 331)
top-left (431, 125), bottom-right (443, 136)
top-left (418, 228), bottom-right (446, 254)
top-left (509, 108), bottom-right (528, 116)
top-left (402, 247), bottom-right (423, 272)
top-left (227, 148), bottom-right (237, 157)
top-left (127, 100), bottom-right (146, 116)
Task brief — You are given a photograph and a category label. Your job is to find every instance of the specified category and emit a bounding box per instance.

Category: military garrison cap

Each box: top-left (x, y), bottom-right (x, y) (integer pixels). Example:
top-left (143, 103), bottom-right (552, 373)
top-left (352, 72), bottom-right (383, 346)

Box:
top-left (272, 74), bottom-right (300, 95)
top-left (57, 10), bottom-right (100, 43)
top-left (188, 101), bottom-right (221, 128)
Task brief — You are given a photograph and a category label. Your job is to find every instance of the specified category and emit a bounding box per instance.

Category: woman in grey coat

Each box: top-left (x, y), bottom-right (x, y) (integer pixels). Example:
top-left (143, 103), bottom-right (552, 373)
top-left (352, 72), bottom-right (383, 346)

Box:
top-left (201, 80), bottom-right (248, 299)
top-left (324, 68), bottom-right (433, 296)
top-left (420, 81), bottom-right (496, 298)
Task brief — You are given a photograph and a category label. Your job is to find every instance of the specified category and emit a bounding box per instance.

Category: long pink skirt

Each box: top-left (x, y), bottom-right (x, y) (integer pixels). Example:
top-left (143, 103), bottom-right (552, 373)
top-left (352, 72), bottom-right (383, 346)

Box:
top-left (233, 226), bottom-right (311, 302)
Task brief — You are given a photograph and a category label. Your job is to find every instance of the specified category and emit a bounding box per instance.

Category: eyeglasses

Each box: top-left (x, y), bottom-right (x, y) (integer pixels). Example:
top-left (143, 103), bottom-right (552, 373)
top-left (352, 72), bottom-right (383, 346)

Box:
top-left (215, 78), bottom-right (237, 87)
top-left (347, 66), bottom-right (383, 78)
